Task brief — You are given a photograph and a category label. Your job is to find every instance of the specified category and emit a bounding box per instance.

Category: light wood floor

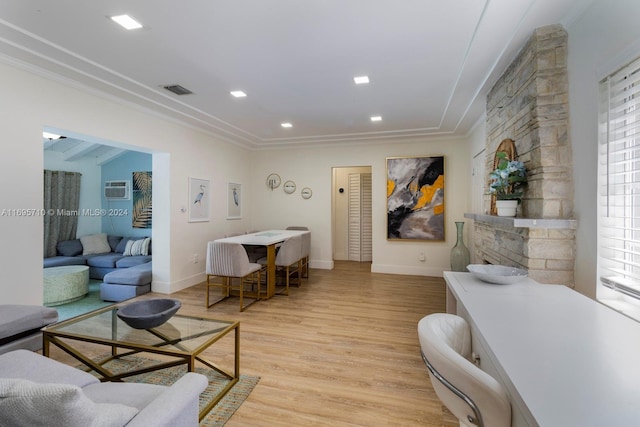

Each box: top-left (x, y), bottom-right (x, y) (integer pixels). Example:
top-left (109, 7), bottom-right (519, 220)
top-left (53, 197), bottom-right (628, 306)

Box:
top-left (48, 261), bottom-right (457, 426)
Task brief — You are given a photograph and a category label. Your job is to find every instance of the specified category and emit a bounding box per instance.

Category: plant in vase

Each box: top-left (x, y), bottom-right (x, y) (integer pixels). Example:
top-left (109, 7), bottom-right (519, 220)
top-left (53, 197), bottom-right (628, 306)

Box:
top-left (489, 151), bottom-right (527, 217)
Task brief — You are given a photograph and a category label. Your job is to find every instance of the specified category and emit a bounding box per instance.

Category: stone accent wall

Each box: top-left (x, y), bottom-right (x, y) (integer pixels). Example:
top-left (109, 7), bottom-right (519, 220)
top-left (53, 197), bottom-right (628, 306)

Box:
top-left (473, 219), bottom-right (575, 286)
top-left (485, 24), bottom-right (573, 218)
top-left (474, 24), bottom-right (575, 287)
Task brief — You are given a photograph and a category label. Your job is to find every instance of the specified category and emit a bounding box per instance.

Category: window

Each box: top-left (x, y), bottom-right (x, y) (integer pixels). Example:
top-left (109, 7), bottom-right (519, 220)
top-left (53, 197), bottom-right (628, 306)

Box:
top-left (599, 56), bottom-right (640, 301)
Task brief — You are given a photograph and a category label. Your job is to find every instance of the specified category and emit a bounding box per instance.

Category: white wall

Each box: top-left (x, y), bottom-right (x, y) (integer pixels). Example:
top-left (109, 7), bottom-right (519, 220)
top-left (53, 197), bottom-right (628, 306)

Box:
top-left (565, 0), bottom-right (640, 298)
top-left (467, 117), bottom-right (487, 263)
top-left (249, 138), bottom-right (470, 276)
top-left (0, 61), bottom-right (254, 304)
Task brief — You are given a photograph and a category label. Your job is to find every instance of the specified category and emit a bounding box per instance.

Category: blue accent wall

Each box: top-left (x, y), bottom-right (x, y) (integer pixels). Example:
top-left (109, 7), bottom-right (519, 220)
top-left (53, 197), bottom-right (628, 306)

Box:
top-left (101, 151), bottom-right (152, 238)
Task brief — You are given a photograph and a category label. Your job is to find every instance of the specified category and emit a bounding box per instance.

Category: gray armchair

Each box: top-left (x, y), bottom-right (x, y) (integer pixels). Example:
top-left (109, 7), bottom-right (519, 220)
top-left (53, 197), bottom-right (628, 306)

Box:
top-left (0, 349), bottom-right (208, 427)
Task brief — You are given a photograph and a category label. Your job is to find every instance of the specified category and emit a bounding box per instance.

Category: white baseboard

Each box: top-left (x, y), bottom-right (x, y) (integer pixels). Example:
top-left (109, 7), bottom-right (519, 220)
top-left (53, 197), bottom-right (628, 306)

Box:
top-left (151, 272), bottom-right (206, 294)
top-left (371, 263), bottom-right (443, 277)
top-left (309, 259), bottom-right (333, 270)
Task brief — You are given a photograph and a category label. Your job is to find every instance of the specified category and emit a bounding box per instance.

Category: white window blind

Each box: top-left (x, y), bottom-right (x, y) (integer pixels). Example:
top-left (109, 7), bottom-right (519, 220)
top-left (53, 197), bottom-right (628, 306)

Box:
top-left (599, 56), bottom-right (640, 299)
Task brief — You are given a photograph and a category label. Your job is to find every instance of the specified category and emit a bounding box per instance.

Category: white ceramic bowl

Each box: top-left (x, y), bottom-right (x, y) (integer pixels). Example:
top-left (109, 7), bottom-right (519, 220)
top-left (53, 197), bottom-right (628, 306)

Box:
top-left (466, 264), bottom-right (528, 285)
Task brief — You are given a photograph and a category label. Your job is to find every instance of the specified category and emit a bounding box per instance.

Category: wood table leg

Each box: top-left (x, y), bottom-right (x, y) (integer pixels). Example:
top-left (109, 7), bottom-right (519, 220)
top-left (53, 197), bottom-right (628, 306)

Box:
top-left (266, 244), bottom-right (276, 298)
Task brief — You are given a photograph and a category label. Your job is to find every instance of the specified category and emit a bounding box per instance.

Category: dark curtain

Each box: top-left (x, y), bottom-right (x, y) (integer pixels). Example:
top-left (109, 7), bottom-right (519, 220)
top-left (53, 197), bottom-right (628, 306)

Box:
top-left (43, 170), bottom-right (82, 258)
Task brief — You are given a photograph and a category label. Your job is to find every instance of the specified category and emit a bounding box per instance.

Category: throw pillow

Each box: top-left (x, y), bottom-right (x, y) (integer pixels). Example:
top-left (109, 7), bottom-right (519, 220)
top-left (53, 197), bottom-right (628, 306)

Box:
top-left (80, 234), bottom-right (111, 256)
top-left (107, 235), bottom-right (123, 252)
top-left (0, 378), bottom-right (138, 427)
top-left (115, 237), bottom-right (132, 254)
top-left (123, 237), bottom-right (150, 256)
top-left (56, 239), bottom-right (83, 257)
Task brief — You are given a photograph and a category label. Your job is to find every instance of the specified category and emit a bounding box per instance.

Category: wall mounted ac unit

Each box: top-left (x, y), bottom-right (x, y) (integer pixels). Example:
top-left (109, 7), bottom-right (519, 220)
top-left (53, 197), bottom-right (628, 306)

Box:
top-left (104, 180), bottom-right (130, 200)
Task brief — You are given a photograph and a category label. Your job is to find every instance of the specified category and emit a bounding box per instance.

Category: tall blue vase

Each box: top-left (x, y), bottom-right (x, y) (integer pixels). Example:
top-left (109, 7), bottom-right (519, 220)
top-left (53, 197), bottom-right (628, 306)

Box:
top-left (450, 221), bottom-right (470, 272)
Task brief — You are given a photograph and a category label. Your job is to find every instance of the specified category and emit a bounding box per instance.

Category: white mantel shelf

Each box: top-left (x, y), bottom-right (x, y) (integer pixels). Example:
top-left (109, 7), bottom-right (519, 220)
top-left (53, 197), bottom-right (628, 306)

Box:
top-left (464, 213), bottom-right (577, 229)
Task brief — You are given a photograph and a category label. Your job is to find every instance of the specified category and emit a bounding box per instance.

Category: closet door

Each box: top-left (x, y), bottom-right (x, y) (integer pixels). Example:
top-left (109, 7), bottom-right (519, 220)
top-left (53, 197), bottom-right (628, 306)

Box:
top-left (361, 173), bottom-right (372, 262)
top-left (348, 173), bottom-right (372, 262)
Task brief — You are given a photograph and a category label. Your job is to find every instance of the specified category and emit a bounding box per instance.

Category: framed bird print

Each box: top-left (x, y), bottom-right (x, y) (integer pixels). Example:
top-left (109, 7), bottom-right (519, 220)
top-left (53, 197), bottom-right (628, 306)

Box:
top-left (227, 182), bottom-right (242, 219)
top-left (188, 177), bottom-right (210, 222)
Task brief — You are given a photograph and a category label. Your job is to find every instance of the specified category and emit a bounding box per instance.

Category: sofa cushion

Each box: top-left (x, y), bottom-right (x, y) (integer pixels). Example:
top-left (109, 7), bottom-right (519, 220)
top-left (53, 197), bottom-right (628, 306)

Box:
top-left (80, 233), bottom-right (111, 255)
top-left (83, 382), bottom-right (165, 411)
top-left (43, 256), bottom-right (86, 268)
top-left (0, 350), bottom-right (99, 388)
top-left (0, 305), bottom-right (58, 341)
top-left (107, 235), bottom-right (123, 252)
top-left (103, 262), bottom-right (152, 286)
top-left (56, 239), bottom-right (83, 257)
top-left (115, 255), bottom-right (152, 268)
top-left (0, 378), bottom-right (138, 427)
top-left (123, 238), bottom-right (151, 256)
top-left (84, 253), bottom-right (124, 268)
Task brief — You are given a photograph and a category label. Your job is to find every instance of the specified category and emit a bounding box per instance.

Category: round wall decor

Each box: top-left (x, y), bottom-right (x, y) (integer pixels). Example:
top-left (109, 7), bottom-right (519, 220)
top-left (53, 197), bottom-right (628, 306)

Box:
top-left (283, 180), bottom-right (296, 194)
top-left (301, 187), bottom-right (312, 199)
top-left (266, 173), bottom-right (281, 190)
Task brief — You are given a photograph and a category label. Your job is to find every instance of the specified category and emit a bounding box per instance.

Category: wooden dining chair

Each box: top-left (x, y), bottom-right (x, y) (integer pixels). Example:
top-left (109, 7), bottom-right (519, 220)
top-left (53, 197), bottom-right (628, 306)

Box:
top-left (205, 241), bottom-right (264, 311)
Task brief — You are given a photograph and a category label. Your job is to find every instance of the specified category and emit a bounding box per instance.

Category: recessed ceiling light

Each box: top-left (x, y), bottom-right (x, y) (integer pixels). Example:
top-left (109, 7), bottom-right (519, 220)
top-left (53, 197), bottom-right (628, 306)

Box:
top-left (42, 132), bottom-right (61, 140)
top-left (354, 75), bottom-right (370, 85)
top-left (230, 91), bottom-right (247, 98)
top-left (281, 122), bottom-right (293, 128)
top-left (110, 14), bottom-right (143, 30)
top-left (371, 115), bottom-right (382, 122)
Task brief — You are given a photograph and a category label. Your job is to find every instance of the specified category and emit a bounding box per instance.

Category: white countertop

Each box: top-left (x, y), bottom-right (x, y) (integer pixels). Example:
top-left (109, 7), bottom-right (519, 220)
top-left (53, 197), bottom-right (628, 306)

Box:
top-left (444, 271), bottom-right (640, 427)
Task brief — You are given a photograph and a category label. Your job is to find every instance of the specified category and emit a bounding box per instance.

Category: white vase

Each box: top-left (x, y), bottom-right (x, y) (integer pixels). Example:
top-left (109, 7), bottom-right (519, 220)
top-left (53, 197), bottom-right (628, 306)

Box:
top-left (496, 200), bottom-right (518, 217)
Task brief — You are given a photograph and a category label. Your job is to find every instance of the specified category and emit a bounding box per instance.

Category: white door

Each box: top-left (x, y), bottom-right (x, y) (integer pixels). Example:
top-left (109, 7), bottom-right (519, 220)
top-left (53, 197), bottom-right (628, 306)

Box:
top-left (348, 173), bottom-right (372, 262)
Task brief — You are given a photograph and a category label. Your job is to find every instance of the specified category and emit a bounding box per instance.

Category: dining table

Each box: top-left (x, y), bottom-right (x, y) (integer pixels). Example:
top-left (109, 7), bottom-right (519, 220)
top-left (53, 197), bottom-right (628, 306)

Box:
top-left (213, 229), bottom-right (308, 299)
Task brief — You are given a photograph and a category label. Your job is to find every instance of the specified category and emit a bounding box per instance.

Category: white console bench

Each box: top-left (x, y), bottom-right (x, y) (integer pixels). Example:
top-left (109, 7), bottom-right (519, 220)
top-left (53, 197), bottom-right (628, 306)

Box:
top-left (444, 271), bottom-right (640, 427)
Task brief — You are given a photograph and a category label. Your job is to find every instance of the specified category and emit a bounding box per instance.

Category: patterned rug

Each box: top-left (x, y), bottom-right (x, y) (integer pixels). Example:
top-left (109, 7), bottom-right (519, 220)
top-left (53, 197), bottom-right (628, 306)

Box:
top-left (85, 354), bottom-right (259, 427)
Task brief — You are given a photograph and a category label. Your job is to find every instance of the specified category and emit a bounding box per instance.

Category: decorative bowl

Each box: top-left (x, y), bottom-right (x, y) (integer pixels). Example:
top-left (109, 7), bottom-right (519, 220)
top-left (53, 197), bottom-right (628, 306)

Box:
top-left (117, 298), bottom-right (181, 329)
top-left (466, 264), bottom-right (528, 285)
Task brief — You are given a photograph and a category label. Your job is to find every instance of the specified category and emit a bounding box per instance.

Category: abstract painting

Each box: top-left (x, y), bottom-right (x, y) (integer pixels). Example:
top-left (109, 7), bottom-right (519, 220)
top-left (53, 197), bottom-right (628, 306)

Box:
top-left (227, 182), bottom-right (242, 219)
top-left (189, 177), bottom-right (210, 222)
top-left (386, 156), bottom-right (444, 240)
top-left (132, 171), bottom-right (152, 229)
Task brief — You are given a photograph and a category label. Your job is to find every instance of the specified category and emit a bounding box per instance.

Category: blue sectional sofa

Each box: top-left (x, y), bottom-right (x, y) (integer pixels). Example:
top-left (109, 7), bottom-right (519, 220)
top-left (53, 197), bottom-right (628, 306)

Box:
top-left (43, 234), bottom-right (152, 302)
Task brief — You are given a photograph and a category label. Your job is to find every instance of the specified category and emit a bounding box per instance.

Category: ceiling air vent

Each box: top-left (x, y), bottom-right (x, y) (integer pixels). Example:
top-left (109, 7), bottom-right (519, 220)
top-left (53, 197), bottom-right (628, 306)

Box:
top-left (163, 84), bottom-right (193, 95)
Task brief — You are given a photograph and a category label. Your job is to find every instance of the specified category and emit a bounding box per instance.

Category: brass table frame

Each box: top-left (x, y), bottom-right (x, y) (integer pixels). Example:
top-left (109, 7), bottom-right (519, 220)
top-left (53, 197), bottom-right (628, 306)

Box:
top-left (42, 306), bottom-right (240, 421)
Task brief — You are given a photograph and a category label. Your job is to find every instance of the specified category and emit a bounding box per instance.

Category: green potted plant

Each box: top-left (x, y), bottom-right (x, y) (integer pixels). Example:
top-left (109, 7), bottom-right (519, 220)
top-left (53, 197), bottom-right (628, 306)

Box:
top-left (489, 151), bottom-right (527, 216)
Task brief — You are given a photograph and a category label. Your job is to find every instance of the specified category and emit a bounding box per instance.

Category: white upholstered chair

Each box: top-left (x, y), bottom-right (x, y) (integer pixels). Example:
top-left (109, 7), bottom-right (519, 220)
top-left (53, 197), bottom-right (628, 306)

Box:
top-left (417, 313), bottom-right (511, 427)
top-left (258, 234), bottom-right (302, 296)
top-left (286, 227), bottom-right (310, 278)
top-left (206, 241), bottom-right (263, 311)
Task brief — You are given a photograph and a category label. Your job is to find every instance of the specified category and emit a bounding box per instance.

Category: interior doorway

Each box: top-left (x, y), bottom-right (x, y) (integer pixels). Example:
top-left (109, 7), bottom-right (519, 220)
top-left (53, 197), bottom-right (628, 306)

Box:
top-left (332, 166), bottom-right (372, 262)
top-left (42, 127), bottom-right (169, 317)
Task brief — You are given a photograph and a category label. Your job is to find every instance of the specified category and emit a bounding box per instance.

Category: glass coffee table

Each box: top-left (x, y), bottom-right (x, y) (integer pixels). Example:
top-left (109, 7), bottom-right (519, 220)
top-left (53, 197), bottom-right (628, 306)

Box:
top-left (42, 304), bottom-right (239, 420)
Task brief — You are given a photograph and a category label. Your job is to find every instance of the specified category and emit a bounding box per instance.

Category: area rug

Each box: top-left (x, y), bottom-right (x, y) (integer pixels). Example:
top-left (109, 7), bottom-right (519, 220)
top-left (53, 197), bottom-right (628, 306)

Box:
top-left (55, 280), bottom-right (112, 321)
top-left (84, 354), bottom-right (259, 427)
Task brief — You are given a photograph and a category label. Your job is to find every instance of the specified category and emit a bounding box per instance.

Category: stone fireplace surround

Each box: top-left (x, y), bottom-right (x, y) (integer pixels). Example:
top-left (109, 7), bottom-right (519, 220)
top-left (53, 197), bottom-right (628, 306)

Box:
top-left (468, 24), bottom-right (576, 287)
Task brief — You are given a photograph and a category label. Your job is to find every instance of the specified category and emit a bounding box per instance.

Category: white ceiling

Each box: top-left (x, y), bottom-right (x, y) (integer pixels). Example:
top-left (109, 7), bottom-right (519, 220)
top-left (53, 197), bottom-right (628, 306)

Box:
top-left (1, 0), bottom-right (587, 150)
